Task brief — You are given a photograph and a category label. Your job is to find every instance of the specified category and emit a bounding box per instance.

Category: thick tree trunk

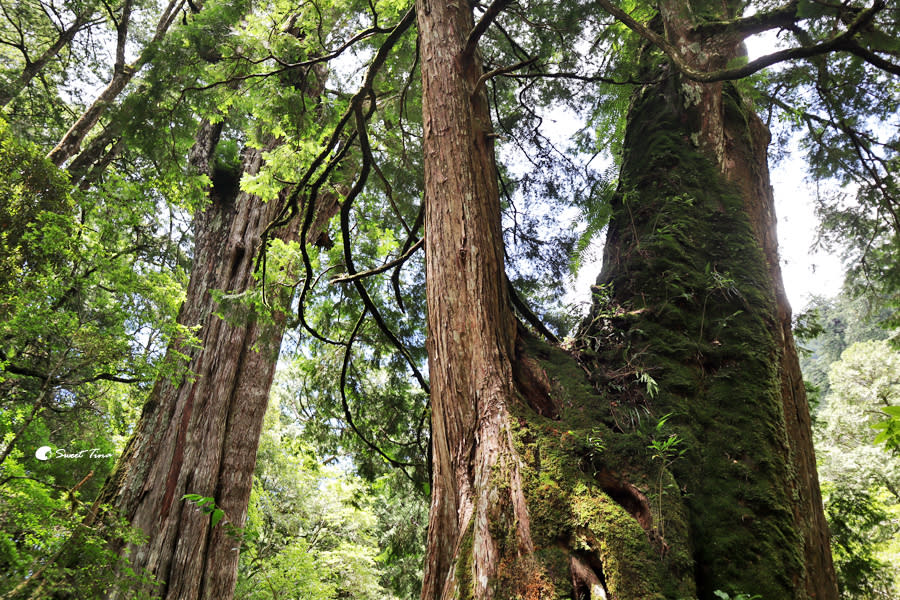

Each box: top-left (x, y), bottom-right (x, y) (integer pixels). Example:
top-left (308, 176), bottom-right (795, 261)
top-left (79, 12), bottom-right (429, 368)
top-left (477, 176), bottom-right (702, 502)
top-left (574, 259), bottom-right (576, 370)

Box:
top-left (419, 3), bottom-right (676, 599)
top-left (88, 122), bottom-right (297, 600)
top-left (584, 69), bottom-right (838, 598)
top-left (418, 2), bottom-right (837, 600)
top-left (417, 1), bottom-right (542, 598)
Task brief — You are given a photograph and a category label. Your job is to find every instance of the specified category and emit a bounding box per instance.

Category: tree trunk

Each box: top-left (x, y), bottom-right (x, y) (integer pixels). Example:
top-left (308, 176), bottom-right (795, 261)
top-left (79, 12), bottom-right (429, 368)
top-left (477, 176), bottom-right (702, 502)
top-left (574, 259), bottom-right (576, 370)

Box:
top-left (417, 2), bottom-right (837, 599)
top-left (583, 69), bottom-right (838, 598)
top-left (86, 121), bottom-right (296, 600)
top-left (417, 1), bottom-right (532, 597)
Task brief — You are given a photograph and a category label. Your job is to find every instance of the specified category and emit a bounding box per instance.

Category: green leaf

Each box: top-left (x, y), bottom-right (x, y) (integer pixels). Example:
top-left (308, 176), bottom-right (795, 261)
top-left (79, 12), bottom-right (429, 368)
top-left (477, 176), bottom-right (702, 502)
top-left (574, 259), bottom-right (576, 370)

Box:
top-left (211, 508), bottom-right (225, 528)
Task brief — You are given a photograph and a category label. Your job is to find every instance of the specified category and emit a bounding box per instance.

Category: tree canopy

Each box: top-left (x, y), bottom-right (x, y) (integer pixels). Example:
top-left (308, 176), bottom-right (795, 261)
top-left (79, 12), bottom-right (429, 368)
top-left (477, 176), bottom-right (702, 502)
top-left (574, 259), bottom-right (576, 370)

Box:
top-left (0, 0), bottom-right (898, 598)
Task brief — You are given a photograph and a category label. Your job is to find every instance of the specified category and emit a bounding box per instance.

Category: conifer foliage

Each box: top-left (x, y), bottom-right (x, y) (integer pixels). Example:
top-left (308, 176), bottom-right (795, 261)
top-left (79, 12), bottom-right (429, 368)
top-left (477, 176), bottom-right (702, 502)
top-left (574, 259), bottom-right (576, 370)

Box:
top-left (0, 0), bottom-right (897, 599)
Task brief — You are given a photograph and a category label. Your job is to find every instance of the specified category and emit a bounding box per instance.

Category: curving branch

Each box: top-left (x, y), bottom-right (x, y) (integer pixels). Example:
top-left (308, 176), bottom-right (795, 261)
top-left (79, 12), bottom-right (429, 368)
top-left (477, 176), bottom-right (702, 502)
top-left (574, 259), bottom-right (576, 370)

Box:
top-left (257, 7), bottom-right (424, 389)
top-left (259, 7), bottom-right (417, 350)
top-left (331, 238), bottom-right (424, 284)
top-left (391, 202), bottom-right (424, 313)
top-left (595, 0), bottom-right (888, 83)
top-left (176, 22), bottom-right (393, 100)
top-left (692, 0), bottom-right (801, 39)
top-left (472, 56), bottom-right (537, 95)
top-left (463, 0), bottom-right (512, 59)
top-left (339, 308), bottom-right (420, 480)
top-left (340, 98), bottom-right (430, 394)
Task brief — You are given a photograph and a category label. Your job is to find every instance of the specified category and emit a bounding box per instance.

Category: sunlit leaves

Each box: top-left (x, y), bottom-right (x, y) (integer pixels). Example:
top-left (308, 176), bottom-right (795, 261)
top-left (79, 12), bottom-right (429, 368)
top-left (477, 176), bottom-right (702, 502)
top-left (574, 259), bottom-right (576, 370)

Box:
top-left (235, 402), bottom-right (415, 599)
top-left (814, 338), bottom-right (900, 597)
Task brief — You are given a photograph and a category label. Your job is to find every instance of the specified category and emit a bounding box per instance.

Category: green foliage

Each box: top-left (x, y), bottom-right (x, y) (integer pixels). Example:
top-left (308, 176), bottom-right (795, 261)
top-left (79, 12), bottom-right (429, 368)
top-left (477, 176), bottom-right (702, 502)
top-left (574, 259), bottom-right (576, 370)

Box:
top-left (871, 405), bottom-right (900, 455)
top-left (762, 0), bottom-right (900, 329)
top-left (796, 293), bottom-right (892, 401)
top-left (0, 110), bottom-right (183, 596)
top-left (236, 401), bottom-right (425, 600)
top-left (0, 0), bottom-right (897, 597)
top-left (712, 591), bottom-right (761, 600)
top-left (814, 339), bottom-right (900, 597)
top-left (825, 485), bottom-right (899, 600)
top-left (0, 474), bottom-right (158, 599)
top-left (182, 494), bottom-right (226, 529)
top-left (646, 413), bottom-right (686, 540)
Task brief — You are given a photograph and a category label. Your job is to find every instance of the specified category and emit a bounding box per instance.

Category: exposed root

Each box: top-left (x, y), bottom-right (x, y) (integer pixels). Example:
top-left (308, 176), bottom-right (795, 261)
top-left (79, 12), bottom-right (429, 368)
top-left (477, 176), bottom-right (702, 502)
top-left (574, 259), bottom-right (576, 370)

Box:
top-left (592, 469), bottom-right (654, 534)
top-left (570, 553), bottom-right (608, 600)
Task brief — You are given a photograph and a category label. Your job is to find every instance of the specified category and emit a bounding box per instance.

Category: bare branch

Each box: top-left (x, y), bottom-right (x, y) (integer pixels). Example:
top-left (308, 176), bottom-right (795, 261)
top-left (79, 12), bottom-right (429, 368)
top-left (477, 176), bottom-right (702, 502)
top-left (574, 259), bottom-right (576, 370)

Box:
top-left (472, 56), bottom-right (537, 95)
top-left (693, 1), bottom-right (800, 39)
top-left (332, 239), bottom-right (424, 284)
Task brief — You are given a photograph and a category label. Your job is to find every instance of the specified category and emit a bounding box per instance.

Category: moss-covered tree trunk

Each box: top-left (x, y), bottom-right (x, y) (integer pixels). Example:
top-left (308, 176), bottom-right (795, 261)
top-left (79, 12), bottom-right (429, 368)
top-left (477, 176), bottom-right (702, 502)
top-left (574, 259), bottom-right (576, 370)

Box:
top-left (418, 2), bottom-right (837, 599)
top-left (581, 69), bottom-right (838, 598)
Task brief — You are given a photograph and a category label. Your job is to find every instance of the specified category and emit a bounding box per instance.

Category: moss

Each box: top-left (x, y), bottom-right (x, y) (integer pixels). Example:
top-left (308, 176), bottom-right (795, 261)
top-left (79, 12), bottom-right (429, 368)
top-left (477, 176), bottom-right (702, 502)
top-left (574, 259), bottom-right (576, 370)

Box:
top-left (504, 337), bottom-right (695, 599)
top-left (455, 519), bottom-right (475, 600)
top-left (452, 76), bottom-right (803, 600)
top-left (580, 75), bottom-right (806, 598)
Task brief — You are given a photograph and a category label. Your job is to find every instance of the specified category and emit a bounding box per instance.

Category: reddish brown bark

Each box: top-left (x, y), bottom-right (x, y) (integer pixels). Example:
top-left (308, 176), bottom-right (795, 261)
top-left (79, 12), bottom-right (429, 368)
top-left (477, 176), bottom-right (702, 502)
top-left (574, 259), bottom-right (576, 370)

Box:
top-left (416, 1), bottom-right (526, 597)
top-left (416, 1), bottom-right (837, 599)
top-left (91, 122), bottom-right (298, 600)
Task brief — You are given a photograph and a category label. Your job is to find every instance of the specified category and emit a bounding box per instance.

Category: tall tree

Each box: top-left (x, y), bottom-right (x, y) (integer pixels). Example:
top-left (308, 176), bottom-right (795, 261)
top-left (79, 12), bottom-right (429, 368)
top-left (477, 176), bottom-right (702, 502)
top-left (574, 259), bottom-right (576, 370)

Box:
top-left (87, 121), bottom-right (306, 599)
top-left (409, 0), bottom-right (900, 597)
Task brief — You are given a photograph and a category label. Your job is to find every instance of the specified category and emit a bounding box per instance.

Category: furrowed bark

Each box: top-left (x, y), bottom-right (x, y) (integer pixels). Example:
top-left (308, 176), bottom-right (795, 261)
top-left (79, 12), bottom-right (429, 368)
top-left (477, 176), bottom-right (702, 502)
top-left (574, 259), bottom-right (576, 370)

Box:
top-left (417, 1), bottom-right (838, 599)
top-left (418, 3), bottom-right (673, 599)
top-left (416, 0), bottom-right (532, 597)
top-left (87, 56), bottom-right (327, 597)
top-left (89, 121), bottom-right (297, 600)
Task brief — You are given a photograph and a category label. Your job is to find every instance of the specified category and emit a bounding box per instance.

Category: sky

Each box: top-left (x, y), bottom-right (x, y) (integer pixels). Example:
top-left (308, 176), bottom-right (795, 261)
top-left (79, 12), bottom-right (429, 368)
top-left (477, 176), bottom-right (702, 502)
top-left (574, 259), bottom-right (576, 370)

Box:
top-left (769, 157), bottom-right (845, 310)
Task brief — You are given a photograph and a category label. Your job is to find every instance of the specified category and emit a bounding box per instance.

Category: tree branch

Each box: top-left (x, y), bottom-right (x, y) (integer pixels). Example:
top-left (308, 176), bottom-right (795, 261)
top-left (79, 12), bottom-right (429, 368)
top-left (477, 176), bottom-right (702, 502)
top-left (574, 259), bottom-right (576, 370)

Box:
top-left (463, 0), bottom-right (512, 58)
top-left (595, 0), bottom-right (887, 83)
top-left (331, 238), bottom-right (423, 284)
top-left (842, 38), bottom-right (900, 76)
top-left (472, 57), bottom-right (537, 95)
top-left (339, 308), bottom-right (419, 478)
top-left (391, 201), bottom-right (424, 313)
top-left (507, 280), bottom-right (560, 344)
top-left (692, 1), bottom-right (800, 39)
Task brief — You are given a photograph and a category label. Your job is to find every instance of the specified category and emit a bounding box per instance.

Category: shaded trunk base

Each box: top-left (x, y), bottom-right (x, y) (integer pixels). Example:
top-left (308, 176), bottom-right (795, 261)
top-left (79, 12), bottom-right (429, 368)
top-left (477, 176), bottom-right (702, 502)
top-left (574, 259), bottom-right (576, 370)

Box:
top-left (434, 332), bottom-right (693, 600)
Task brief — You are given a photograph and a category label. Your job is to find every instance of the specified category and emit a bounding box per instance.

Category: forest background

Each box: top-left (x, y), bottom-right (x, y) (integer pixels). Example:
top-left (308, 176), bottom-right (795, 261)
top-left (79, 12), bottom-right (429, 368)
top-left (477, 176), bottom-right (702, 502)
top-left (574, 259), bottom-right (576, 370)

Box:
top-left (0, 0), bottom-right (898, 598)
